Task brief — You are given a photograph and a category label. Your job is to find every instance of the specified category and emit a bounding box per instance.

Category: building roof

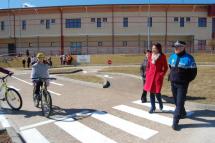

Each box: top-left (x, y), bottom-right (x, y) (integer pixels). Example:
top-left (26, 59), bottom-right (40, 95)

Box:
top-left (0, 0), bottom-right (214, 10)
top-left (57, 0), bottom-right (215, 5)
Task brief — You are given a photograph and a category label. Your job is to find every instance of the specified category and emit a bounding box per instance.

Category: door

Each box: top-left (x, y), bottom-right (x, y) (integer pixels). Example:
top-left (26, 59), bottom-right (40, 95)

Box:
top-left (8, 44), bottom-right (16, 56)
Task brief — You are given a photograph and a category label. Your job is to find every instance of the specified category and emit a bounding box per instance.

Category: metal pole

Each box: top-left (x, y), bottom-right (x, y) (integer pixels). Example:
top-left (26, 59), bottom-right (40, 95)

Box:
top-left (147, 0), bottom-right (151, 50)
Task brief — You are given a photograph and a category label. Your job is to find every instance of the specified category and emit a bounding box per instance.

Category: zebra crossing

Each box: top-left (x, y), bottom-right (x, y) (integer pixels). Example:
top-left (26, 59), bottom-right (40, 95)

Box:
top-left (19, 100), bottom-right (177, 143)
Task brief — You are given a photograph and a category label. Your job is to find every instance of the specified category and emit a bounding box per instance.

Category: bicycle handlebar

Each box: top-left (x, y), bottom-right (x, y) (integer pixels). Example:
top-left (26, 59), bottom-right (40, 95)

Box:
top-left (0, 73), bottom-right (14, 81)
top-left (31, 77), bottom-right (57, 81)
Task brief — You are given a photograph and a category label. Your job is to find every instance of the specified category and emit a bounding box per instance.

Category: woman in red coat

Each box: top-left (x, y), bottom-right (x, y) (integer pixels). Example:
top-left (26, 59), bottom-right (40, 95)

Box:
top-left (144, 43), bottom-right (168, 113)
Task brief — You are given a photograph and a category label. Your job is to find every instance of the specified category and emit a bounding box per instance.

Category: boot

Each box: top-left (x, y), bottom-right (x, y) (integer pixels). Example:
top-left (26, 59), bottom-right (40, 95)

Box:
top-left (141, 90), bottom-right (147, 103)
top-left (156, 93), bottom-right (163, 111)
top-left (149, 94), bottom-right (156, 114)
top-left (172, 118), bottom-right (179, 131)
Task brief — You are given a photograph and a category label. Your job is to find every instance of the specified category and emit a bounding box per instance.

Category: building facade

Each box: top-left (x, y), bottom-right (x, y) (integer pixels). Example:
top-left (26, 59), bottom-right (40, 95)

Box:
top-left (0, 4), bottom-right (215, 55)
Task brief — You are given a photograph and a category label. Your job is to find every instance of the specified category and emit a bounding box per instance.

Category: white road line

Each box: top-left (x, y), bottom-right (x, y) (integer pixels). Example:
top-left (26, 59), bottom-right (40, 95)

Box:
top-left (12, 76), bottom-right (61, 96)
top-left (8, 86), bottom-right (20, 91)
top-left (55, 118), bottom-right (117, 143)
top-left (91, 112), bottom-right (158, 140)
top-left (0, 113), bottom-right (11, 128)
top-left (20, 111), bottom-right (89, 131)
top-left (20, 120), bottom-right (55, 131)
top-left (50, 82), bottom-right (63, 86)
top-left (104, 75), bottom-right (113, 79)
top-left (21, 128), bottom-right (50, 143)
top-left (133, 100), bottom-right (175, 112)
top-left (48, 90), bottom-right (61, 96)
top-left (12, 76), bottom-right (33, 85)
top-left (113, 105), bottom-right (173, 126)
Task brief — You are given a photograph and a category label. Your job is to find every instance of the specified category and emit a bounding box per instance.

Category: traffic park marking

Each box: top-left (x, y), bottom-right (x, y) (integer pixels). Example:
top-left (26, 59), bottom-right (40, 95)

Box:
top-left (91, 111), bottom-right (158, 140)
top-left (12, 76), bottom-right (61, 96)
top-left (113, 105), bottom-right (173, 126)
top-left (21, 128), bottom-right (50, 143)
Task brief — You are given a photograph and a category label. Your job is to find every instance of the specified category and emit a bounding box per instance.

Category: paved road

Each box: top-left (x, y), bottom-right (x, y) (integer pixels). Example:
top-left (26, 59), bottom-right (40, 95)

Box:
top-left (0, 69), bottom-right (214, 143)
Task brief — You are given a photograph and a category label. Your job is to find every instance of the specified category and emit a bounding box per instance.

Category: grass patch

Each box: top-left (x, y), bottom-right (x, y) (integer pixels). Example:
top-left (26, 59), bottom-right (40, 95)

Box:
top-left (100, 67), bottom-right (140, 75)
top-left (63, 74), bottom-right (104, 84)
top-left (0, 53), bottom-right (214, 68)
top-left (100, 66), bottom-right (215, 104)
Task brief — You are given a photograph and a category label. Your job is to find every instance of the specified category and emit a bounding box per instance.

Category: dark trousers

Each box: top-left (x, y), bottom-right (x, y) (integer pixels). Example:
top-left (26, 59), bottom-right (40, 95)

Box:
top-left (34, 81), bottom-right (43, 95)
top-left (171, 82), bottom-right (189, 121)
top-left (141, 78), bottom-right (147, 102)
top-left (150, 93), bottom-right (163, 109)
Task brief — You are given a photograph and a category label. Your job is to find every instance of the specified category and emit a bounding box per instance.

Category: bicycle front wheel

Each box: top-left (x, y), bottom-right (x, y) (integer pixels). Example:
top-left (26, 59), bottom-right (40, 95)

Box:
top-left (41, 90), bottom-right (52, 117)
top-left (6, 88), bottom-right (23, 110)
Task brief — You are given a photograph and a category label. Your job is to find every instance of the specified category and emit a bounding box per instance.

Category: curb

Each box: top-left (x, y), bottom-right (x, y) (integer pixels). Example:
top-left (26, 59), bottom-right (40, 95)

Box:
top-left (6, 127), bottom-right (24, 143)
top-left (49, 69), bottom-right (83, 75)
top-left (0, 112), bottom-right (24, 143)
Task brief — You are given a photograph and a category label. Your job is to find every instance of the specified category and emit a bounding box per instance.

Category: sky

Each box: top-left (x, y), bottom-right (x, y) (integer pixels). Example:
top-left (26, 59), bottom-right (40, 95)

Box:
top-left (0, 0), bottom-right (214, 9)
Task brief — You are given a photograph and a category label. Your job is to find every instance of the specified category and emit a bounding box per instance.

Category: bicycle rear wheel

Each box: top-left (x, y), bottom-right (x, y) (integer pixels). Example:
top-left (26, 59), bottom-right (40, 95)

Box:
top-left (41, 90), bottom-right (52, 117)
top-left (6, 88), bottom-right (22, 110)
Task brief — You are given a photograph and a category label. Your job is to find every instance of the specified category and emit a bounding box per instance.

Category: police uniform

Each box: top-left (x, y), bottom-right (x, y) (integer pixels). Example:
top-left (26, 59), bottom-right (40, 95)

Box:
top-left (168, 41), bottom-right (197, 130)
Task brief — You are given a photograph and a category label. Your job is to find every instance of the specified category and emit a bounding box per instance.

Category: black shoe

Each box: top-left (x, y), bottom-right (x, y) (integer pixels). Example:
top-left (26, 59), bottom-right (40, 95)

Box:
top-left (141, 97), bottom-right (147, 103)
top-left (141, 91), bottom-right (147, 103)
top-left (181, 112), bottom-right (187, 119)
top-left (172, 123), bottom-right (179, 131)
top-left (159, 103), bottom-right (163, 111)
top-left (149, 108), bottom-right (155, 114)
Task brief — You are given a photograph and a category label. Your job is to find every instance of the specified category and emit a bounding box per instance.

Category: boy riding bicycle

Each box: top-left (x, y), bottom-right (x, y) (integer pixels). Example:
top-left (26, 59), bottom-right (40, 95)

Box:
top-left (31, 53), bottom-right (50, 99)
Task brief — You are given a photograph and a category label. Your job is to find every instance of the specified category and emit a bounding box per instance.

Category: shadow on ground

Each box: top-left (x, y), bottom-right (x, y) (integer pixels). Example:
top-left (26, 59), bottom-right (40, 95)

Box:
top-left (1, 105), bottom-right (106, 122)
top-left (179, 109), bottom-right (215, 130)
top-left (162, 95), bottom-right (206, 104)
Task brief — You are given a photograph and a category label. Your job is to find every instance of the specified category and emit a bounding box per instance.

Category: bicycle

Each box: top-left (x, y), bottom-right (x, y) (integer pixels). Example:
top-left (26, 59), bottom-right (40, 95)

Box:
top-left (0, 74), bottom-right (22, 110)
top-left (32, 77), bottom-right (56, 117)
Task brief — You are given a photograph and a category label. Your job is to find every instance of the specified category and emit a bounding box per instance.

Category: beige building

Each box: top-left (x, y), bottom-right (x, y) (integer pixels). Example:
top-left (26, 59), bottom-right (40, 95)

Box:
top-left (0, 4), bottom-right (215, 55)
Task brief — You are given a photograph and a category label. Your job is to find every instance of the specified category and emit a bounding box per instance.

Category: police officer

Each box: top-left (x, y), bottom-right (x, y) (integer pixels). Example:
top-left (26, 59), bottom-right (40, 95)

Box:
top-left (168, 41), bottom-right (197, 130)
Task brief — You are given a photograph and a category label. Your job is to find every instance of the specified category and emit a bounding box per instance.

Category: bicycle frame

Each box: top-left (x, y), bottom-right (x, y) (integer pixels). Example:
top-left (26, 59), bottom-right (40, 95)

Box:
top-left (0, 79), bottom-right (9, 100)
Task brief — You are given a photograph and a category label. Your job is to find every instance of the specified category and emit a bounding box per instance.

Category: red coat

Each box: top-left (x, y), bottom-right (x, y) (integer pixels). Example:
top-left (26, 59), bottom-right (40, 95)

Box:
top-left (144, 53), bottom-right (168, 94)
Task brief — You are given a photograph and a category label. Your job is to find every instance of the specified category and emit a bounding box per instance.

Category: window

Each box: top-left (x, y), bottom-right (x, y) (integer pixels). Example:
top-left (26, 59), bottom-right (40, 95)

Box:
top-left (198, 40), bottom-right (206, 50)
top-left (91, 18), bottom-right (95, 22)
top-left (198, 17), bottom-right (207, 27)
top-left (66, 19), bottom-right (81, 28)
top-left (98, 42), bottom-right (103, 46)
top-left (103, 18), bottom-right (107, 22)
top-left (22, 20), bottom-right (27, 30)
top-left (123, 17), bottom-right (128, 27)
top-left (1, 21), bottom-right (4, 31)
top-left (51, 19), bottom-right (55, 24)
top-left (123, 41), bottom-right (127, 47)
top-left (147, 17), bottom-right (152, 27)
top-left (29, 42), bottom-right (32, 47)
top-left (180, 17), bottom-right (184, 27)
top-left (40, 20), bottom-right (44, 25)
top-left (51, 42), bottom-right (55, 47)
top-left (70, 42), bottom-right (82, 55)
top-left (46, 19), bottom-right (50, 29)
top-left (186, 17), bottom-right (191, 22)
top-left (174, 17), bottom-right (178, 22)
top-left (97, 18), bottom-right (102, 28)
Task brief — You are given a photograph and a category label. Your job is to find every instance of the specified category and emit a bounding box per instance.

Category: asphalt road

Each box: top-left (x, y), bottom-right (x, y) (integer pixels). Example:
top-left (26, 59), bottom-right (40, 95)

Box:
top-left (0, 68), bottom-right (214, 143)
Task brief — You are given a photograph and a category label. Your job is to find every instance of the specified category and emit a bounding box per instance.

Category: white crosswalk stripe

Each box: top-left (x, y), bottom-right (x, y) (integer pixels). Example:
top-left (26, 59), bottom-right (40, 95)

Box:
top-left (133, 100), bottom-right (175, 111)
top-left (21, 128), bottom-right (50, 143)
top-left (91, 111), bottom-right (158, 140)
top-left (55, 118), bottom-right (117, 143)
top-left (16, 100), bottom-right (185, 142)
top-left (113, 105), bottom-right (173, 126)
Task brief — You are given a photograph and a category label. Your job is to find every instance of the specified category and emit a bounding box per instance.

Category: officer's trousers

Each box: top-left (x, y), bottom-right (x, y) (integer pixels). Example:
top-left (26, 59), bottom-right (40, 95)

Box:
top-left (171, 82), bottom-right (189, 121)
